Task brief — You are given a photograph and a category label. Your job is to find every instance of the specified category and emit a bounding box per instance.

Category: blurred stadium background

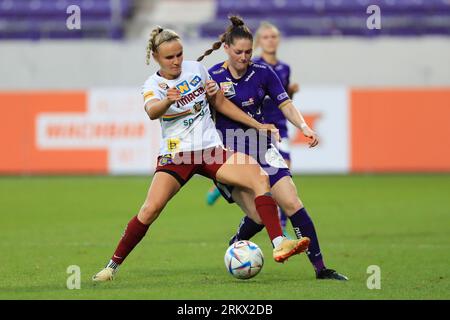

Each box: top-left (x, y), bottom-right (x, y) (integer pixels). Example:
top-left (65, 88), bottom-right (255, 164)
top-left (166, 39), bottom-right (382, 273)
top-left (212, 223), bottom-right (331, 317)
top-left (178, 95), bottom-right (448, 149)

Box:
top-left (0, 0), bottom-right (449, 174)
top-left (0, 0), bottom-right (449, 300)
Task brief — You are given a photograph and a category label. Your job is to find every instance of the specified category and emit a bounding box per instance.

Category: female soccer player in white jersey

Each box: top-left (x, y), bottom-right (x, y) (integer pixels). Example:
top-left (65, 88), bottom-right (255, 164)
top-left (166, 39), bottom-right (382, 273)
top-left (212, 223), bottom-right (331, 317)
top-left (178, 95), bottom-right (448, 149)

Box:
top-left (198, 16), bottom-right (348, 280)
top-left (92, 26), bottom-right (310, 282)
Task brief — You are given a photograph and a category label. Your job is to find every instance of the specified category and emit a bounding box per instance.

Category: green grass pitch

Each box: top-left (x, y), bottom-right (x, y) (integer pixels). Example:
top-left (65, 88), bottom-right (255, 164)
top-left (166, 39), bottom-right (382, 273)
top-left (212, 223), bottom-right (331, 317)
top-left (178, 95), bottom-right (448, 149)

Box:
top-left (0, 174), bottom-right (449, 299)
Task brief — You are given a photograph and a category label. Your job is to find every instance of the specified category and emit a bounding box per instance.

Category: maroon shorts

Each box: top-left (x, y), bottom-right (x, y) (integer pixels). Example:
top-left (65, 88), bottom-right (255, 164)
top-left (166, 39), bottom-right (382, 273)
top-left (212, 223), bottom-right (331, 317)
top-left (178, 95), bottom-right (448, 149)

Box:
top-left (155, 146), bottom-right (234, 186)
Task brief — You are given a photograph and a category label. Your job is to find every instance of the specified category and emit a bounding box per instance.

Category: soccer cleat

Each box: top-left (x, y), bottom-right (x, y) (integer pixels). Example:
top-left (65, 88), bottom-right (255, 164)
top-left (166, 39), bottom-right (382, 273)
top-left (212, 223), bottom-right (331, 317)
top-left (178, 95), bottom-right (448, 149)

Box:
top-left (273, 237), bottom-right (310, 263)
top-left (316, 268), bottom-right (349, 281)
top-left (92, 267), bottom-right (116, 282)
top-left (206, 186), bottom-right (221, 206)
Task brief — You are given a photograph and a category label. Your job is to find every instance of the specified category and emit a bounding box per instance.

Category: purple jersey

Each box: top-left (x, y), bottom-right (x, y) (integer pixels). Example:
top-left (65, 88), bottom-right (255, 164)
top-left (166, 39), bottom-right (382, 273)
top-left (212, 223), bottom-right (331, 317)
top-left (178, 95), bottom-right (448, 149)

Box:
top-left (209, 61), bottom-right (292, 187)
top-left (209, 61), bottom-right (290, 149)
top-left (253, 57), bottom-right (291, 138)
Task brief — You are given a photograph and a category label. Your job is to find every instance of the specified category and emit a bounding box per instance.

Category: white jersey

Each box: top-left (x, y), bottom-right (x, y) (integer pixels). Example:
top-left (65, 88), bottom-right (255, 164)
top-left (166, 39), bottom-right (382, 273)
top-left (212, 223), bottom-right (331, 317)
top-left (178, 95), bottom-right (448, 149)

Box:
top-left (142, 61), bottom-right (223, 155)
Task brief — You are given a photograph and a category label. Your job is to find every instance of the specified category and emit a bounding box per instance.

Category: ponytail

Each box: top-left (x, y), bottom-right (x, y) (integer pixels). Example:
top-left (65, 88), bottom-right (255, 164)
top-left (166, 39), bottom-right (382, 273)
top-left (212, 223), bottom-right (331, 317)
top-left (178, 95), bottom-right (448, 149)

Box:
top-left (197, 15), bottom-right (252, 62)
top-left (197, 34), bottom-right (225, 62)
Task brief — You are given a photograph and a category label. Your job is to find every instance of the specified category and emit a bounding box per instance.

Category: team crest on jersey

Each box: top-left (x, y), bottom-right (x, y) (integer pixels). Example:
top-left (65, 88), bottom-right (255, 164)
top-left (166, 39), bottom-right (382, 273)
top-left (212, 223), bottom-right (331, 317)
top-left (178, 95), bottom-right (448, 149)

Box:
top-left (158, 154), bottom-right (173, 166)
top-left (220, 82), bottom-right (235, 97)
top-left (189, 76), bottom-right (202, 87)
top-left (176, 80), bottom-right (191, 95)
top-left (158, 83), bottom-right (169, 90)
top-left (193, 101), bottom-right (203, 113)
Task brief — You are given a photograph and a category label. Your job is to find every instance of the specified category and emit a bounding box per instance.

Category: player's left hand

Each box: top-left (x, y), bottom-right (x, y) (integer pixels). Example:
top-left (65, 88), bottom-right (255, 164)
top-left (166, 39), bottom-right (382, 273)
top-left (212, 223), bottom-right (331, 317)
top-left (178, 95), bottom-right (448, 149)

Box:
top-left (205, 80), bottom-right (220, 97)
top-left (302, 126), bottom-right (319, 148)
top-left (289, 83), bottom-right (300, 94)
top-left (259, 123), bottom-right (281, 142)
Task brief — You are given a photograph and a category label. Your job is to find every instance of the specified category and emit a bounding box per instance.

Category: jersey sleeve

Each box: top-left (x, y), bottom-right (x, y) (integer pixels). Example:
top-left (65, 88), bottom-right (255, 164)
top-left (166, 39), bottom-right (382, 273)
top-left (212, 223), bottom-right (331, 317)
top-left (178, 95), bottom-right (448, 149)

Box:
top-left (264, 66), bottom-right (291, 109)
top-left (199, 63), bottom-right (220, 92)
top-left (199, 63), bottom-right (213, 85)
top-left (141, 78), bottom-right (165, 107)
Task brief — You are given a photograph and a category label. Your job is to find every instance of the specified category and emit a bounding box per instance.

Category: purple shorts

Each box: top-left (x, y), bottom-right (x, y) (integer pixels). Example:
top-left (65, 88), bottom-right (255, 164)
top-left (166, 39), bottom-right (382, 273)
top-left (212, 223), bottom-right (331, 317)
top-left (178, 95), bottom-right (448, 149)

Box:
top-left (215, 144), bottom-right (292, 204)
top-left (276, 137), bottom-right (291, 162)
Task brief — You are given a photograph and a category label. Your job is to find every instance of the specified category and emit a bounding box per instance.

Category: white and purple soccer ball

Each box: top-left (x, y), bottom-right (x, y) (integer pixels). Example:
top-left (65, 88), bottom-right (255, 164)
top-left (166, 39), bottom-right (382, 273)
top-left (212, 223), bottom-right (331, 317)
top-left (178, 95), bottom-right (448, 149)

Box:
top-left (224, 240), bottom-right (264, 280)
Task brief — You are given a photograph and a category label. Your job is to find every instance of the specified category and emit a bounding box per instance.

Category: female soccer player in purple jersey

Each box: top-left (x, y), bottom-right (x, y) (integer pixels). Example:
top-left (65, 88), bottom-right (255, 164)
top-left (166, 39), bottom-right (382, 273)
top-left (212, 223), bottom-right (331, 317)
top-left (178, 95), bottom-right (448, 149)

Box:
top-left (92, 26), bottom-right (310, 282)
top-left (253, 22), bottom-right (299, 233)
top-left (198, 16), bottom-right (347, 281)
top-left (253, 21), bottom-right (299, 167)
top-left (207, 22), bottom-right (298, 235)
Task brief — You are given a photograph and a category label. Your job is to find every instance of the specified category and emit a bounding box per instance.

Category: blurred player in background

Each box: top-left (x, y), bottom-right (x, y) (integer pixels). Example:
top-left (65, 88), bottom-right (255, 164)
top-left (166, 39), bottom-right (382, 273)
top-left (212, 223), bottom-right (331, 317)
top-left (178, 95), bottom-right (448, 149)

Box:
top-left (198, 16), bottom-right (347, 280)
top-left (92, 26), bottom-right (310, 282)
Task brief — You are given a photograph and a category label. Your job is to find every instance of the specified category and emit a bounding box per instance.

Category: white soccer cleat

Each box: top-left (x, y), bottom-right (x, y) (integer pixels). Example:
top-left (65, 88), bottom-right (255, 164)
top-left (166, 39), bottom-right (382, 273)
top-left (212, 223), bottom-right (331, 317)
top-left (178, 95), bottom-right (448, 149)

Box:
top-left (92, 267), bottom-right (116, 282)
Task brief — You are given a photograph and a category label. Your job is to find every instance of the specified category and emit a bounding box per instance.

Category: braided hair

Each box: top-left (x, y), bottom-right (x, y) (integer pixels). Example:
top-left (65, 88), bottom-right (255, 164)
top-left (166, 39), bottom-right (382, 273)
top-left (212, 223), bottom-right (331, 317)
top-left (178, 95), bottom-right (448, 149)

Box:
top-left (146, 26), bottom-right (180, 65)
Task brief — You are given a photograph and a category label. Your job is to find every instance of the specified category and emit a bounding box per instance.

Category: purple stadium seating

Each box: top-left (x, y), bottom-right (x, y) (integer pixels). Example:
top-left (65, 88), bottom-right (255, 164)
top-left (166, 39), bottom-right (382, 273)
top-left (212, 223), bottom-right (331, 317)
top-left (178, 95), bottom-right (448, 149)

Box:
top-left (0, 0), bottom-right (132, 40)
top-left (206, 0), bottom-right (450, 37)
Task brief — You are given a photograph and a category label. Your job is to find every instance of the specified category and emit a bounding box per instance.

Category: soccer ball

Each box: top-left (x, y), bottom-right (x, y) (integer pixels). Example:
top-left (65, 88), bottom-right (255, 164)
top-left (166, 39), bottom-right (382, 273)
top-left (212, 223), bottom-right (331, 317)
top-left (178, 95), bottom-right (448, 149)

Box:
top-left (224, 240), bottom-right (264, 280)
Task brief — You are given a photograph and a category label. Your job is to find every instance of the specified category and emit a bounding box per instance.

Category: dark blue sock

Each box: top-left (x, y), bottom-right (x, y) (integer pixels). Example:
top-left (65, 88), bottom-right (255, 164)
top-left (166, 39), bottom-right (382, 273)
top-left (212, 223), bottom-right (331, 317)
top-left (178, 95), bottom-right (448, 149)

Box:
top-left (229, 216), bottom-right (264, 245)
top-left (289, 207), bottom-right (325, 273)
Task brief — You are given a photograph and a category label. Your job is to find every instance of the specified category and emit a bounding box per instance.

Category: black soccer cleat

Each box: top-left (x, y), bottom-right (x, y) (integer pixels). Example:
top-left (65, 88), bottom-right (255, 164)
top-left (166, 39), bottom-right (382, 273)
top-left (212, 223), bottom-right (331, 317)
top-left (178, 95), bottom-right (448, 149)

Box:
top-left (316, 268), bottom-right (349, 281)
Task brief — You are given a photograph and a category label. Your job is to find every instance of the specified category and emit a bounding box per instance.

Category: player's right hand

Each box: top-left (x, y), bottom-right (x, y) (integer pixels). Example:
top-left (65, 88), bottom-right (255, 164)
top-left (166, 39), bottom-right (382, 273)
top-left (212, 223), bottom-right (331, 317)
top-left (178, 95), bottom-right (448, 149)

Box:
top-left (205, 80), bottom-right (220, 97)
top-left (166, 88), bottom-right (181, 103)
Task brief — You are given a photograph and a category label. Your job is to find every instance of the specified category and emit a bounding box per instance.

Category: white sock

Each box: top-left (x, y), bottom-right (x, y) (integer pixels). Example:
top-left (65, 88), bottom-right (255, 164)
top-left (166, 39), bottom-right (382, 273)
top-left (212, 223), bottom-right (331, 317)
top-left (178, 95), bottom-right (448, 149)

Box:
top-left (272, 236), bottom-right (284, 248)
top-left (106, 260), bottom-right (120, 270)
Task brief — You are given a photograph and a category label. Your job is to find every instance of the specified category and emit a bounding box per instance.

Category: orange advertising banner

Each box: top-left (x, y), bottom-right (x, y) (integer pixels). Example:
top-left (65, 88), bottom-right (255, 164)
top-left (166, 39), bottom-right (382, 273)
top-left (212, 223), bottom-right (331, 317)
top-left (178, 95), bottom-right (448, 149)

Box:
top-left (351, 88), bottom-right (450, 172)
top-left (0, 92), bottom-right (108, 174)
top-left (1, 88), bottom-right (449, 174)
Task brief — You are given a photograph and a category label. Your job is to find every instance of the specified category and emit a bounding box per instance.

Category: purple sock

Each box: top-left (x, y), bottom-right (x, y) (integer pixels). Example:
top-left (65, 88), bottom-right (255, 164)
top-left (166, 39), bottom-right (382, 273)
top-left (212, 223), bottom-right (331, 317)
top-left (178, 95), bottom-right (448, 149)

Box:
top-left (229, 216), bottom-right (264, 245)
top-left (289, 207), bottom-right (325, 273)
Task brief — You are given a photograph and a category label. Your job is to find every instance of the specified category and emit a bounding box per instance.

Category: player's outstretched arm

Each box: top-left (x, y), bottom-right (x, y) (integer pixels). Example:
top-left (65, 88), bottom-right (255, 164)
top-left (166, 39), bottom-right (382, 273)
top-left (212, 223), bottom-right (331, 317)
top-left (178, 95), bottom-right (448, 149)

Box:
top-left (145, 88), bottom-right (181, 120)
top-left (206, 80), bottom-right (280, 141)
top-left (280, 102), bottom-right (319, 148)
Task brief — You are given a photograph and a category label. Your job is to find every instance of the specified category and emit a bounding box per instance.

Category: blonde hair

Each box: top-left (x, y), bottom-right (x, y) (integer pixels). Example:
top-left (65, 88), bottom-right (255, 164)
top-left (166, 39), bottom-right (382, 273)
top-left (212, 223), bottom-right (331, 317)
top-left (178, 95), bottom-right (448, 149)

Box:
top-left (254, 21), bottom-right (280, 50)
top-left (146, 26), bottom-right (180, 65)
top-left (197, 15), bottom-right (253, 62)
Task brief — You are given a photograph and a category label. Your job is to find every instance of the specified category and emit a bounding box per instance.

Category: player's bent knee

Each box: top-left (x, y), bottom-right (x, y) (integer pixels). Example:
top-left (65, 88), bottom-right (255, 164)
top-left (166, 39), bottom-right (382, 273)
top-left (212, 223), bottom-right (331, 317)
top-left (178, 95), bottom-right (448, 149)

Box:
top-left (139, 203), bottom-right (164, 225)
top-left (282, 198), bottom-right (303, 215)
top-left (250, 171), bottom-right (270, 194)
